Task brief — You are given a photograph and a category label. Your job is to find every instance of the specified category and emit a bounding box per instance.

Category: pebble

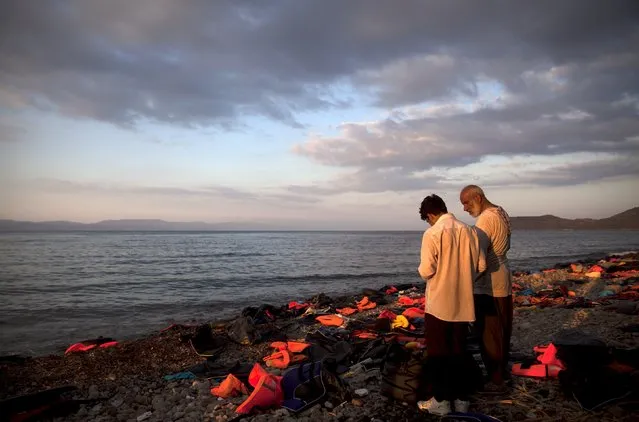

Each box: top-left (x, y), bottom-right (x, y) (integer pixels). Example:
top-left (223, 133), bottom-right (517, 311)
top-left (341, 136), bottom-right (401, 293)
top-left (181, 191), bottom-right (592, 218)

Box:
top-left (354, 388), bottom-right (369, 397)
top-left (136, 411), bottom-right (152, 421)
top-left (135, 395), bottom-right (148, 405)
top-left (151, 396), bottom-right (165, 411)
top-left (273, 408), bottom-right (290, 417)
top-left (88, 385), bottom-right (100, 400)
top-left (90, 404), bottom-right (103, 415)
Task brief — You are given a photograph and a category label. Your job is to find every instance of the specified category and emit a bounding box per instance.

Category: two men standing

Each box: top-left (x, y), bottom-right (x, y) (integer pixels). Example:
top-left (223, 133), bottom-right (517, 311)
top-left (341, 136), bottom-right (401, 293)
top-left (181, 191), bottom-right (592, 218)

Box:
top-left (417, 186), bottom-right (512, 416)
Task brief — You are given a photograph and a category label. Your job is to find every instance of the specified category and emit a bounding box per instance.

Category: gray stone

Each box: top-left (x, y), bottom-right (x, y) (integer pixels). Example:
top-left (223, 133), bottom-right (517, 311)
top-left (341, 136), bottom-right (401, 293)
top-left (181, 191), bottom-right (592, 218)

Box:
top-left (615, 302), bottom-right (637, 315)
top-left (151, 396), bottom-right (165, 411)
top-left (90, 404), bottom-right (103, 415)
top-left (135, 395), bottom-right (149, 405)
top-left (354, 388), bottom-right (369, 397)
top-left (88, 385), bottom-right (100, 400)
top-left (187, 410), bottom-right (202, 421)
top-left (136, 411), bottom-right (153, 421)
top-left (273, 408), bottom-right (290, 417)
top-left (117, 413), bottom-right (130, 422)
top-left (76, 405), bottom-right (88, 417)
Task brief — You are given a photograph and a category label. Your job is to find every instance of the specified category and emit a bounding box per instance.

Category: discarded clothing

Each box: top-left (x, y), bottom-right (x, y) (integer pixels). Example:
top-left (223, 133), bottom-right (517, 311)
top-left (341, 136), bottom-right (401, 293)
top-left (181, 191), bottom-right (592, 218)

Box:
top-left (402, 307), bottom-right (425, 319)
top-left (356, 296), bottom-right (377, 312)
top-left (65, 337), bottom-right (118, 354)
top-left (281, 360), bottom-right (349, 413)
top-left (163, 372), bottom-right (196, 381)
top-left (391, 315), bottom-right (409, 329)
top-left (336, 307), bottom-right (357, 316)
top-left (378, 310), bottom-right (398, 320)
top-left (210, 374), bottom-right (249, 398)
top-left (315, 315), bottom-right (344, 327)
top-left (281, 361), bottom-right (326, 413)
top-left (226, 316), bottom-right (272, 345)
top-left (184, 360), bottom-right (254, 382)
top-left (512, 343), bottom-right (564, 379)
top-left (288, 301), bottom-right (309, 311)
top-left (189, 324), bottom-right (227, 357)
top-left (236, 364), bottom-right (283, 414)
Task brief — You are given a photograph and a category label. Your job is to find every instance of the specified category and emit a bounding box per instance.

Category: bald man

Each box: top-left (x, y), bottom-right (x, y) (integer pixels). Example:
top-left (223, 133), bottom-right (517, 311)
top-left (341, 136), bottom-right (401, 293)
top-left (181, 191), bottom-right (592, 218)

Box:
top-left (460, 185), bottom-right (513, 390)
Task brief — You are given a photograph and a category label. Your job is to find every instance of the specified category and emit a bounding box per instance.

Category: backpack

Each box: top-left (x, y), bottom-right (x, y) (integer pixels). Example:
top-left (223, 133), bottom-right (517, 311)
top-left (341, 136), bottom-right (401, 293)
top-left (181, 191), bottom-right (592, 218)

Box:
top-left (380, 342), bottom-right (428, 403)
top-left (280, 361), bottom-right (349, 413)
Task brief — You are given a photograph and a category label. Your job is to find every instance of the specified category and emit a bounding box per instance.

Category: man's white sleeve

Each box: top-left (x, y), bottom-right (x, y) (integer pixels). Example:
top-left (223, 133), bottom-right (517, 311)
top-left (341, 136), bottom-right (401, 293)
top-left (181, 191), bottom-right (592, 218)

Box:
top-left (418, 231), bottom-right (438, 280)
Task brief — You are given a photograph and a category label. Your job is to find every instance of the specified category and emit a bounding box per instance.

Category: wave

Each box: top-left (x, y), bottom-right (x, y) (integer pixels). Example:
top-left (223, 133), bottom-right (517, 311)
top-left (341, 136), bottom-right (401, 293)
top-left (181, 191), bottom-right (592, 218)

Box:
top-left (1, 270), bottom-right (418, 295)
top-left (608, 250), bottom-right (638, 256)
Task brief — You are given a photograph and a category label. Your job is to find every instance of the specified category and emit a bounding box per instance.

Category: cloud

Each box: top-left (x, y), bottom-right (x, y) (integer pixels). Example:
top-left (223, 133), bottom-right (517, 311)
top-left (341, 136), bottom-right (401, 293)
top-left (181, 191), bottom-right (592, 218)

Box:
top-left (2, 0), bottom-right (637, 129)
top-left (292, 45), bottom-right (639, 193)
top-left (2, 0), bottom-right (638, 198)
top-left (441, 152), bottom-right (639, 188)
top-left (26, 178), bottom-right (320, 205)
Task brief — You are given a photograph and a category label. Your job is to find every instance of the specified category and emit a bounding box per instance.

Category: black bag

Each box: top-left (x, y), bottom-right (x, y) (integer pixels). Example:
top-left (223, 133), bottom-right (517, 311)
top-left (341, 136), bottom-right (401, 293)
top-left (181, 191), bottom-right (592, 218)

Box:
top-left (553, 330), bottom-right (636, 410)
top-left (380, 342), bottom-right (427, 403)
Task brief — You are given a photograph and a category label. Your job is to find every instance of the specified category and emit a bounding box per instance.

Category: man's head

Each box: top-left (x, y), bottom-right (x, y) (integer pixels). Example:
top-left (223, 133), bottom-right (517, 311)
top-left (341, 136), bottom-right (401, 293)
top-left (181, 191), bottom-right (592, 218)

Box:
top-left (460, 185), bottom-right (486, 218)
top-left (419, 194), bottom-right (448, 226)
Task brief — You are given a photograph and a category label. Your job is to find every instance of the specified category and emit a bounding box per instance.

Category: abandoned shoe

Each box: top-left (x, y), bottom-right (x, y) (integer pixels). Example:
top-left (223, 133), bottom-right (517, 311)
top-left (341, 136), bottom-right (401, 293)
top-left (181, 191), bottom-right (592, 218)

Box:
top-left (454, 399), bottom-right (470, 412)
top-left (417, 397), bottom-right (451, 415)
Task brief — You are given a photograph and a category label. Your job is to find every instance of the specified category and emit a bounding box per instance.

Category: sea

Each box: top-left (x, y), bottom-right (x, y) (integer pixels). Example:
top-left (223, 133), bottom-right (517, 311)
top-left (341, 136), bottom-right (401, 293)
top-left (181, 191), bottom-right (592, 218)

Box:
top-left (1, 230), bottom-right (639, 356)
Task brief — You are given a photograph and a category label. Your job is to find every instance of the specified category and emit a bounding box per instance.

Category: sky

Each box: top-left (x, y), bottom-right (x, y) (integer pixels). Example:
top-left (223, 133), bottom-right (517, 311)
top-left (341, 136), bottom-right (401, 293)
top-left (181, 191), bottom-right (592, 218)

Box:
top-left (1, 0), bottom-right (638, 230)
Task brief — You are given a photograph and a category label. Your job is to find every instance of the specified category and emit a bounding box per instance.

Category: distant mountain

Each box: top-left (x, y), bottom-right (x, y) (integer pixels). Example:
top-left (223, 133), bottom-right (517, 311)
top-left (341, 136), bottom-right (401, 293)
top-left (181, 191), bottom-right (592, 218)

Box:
top-left (0, 218), bottom-right (287, 232)
top-left (0, 207), bottom-right (637, 231)
top-left (510, 207), bottom-right (639, 230)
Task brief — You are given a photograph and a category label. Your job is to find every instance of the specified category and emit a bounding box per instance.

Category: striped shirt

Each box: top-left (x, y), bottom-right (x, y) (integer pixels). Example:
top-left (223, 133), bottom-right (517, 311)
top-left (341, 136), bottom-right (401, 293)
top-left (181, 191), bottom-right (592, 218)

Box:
top-left (475, 206), bottom-right (512, 297)
top-left (418, 213), bottom-right (486, 322)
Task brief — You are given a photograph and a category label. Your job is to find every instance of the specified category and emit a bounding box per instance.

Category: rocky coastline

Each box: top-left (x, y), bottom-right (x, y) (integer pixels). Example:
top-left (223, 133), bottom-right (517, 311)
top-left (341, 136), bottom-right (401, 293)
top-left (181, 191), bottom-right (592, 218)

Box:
top-left (2, 253), bottom-right (638, 422)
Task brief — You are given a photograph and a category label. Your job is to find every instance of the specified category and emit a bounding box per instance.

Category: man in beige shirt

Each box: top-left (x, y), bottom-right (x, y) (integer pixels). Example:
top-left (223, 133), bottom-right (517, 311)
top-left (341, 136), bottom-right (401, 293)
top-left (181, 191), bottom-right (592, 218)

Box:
top-left (460, 185), bottom-right (513, 390)
top-left (416, 194), bottom-right (486, 416)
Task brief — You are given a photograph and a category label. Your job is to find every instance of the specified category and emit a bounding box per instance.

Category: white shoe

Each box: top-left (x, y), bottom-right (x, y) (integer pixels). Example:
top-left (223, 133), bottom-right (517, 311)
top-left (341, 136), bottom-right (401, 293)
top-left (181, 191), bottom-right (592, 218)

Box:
top-left (454, 399), bottom-right (470, 412)
top-left (417, 397), bottom-right (451, 415)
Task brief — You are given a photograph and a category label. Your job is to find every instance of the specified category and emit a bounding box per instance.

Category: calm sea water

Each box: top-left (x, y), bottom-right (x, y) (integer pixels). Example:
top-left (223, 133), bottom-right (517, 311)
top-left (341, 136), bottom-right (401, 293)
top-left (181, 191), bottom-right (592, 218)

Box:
top-left (1, 230), bottom-right (638, 356)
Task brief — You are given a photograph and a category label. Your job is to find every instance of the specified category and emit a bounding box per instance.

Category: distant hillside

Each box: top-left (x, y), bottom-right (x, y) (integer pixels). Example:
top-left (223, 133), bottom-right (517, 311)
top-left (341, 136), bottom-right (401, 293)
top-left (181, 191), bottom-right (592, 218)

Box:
top-left (0, 218), bottom-right (286, 232)
top-left (0, 207), bottom-right (637, 231)
top-left (510, 207), bottom-right (639, 230)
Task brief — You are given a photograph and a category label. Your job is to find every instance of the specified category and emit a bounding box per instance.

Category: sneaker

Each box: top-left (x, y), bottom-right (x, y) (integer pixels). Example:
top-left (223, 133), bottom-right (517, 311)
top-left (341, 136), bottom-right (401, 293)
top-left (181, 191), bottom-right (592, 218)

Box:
top-left (417, 397), bottom-right (451, 415)
top-left (454, 399), bottom-right (470, 412)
